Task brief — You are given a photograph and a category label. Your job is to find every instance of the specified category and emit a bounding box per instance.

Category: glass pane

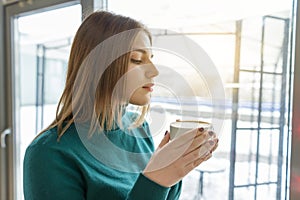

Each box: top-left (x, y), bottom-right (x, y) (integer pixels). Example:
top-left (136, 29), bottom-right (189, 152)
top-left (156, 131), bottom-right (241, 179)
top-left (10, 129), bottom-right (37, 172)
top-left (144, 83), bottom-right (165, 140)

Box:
top-left (235, 130), bottom-right (257, 185)
top-left (234, 186), bottom-right (255, 200)
top-left (108, 0), bottom-right (293, 200)
top-left (13, 4), bottom-right (81, 199)
top-left (256, 184), bottom-right (277, 199)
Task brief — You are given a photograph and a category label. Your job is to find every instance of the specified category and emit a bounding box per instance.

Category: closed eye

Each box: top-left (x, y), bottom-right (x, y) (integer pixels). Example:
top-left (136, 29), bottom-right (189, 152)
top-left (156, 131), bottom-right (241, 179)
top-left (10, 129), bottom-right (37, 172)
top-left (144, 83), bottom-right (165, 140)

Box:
top-left (131, 59), bottom-right (142, 64)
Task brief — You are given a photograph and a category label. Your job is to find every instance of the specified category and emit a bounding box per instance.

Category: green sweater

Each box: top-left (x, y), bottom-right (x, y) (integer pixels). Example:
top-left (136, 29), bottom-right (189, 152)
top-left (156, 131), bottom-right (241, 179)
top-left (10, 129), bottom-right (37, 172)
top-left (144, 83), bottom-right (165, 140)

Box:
top-left (23, 113), bottom-right (182, 200)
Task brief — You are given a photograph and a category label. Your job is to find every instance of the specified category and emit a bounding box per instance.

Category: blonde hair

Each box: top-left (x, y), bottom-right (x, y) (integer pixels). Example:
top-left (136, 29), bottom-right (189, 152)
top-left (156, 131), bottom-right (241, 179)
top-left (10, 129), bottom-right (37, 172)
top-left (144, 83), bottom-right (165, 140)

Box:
top-left (37, 11), bottom-right (151, 140)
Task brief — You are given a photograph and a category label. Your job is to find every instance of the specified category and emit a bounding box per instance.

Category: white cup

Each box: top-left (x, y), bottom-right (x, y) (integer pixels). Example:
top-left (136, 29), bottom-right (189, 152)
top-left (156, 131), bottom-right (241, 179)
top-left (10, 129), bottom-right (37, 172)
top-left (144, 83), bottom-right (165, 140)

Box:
top-left (170, 120), bottom-right (213, 140)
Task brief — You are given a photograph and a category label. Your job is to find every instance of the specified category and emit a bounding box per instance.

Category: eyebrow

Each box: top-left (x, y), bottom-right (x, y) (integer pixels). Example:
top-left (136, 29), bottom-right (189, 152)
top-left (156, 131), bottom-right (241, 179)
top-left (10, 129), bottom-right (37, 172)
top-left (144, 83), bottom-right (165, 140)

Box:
top-left (132, 49), bottom-right (154, 58)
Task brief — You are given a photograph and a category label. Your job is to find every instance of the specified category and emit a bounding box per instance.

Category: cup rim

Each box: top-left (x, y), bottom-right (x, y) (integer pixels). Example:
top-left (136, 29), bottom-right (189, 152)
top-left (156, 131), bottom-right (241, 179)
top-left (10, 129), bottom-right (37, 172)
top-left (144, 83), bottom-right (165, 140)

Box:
top-left (172, 119), bottom-right (211, 125)
top-left (169, 120), bottom-right (213, 139)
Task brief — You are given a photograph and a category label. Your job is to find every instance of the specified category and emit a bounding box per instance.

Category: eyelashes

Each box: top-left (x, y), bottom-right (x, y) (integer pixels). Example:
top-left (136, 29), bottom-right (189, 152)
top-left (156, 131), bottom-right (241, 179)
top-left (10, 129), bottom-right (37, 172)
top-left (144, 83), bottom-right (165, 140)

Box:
top-left (130, 58), bottom-right (142, 64)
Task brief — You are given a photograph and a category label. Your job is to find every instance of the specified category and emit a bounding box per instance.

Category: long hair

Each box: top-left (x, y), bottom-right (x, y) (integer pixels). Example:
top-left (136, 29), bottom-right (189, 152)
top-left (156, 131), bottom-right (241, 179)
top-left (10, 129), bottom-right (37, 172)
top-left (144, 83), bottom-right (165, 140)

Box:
top-left (37, 11), bottom-right (151, 140)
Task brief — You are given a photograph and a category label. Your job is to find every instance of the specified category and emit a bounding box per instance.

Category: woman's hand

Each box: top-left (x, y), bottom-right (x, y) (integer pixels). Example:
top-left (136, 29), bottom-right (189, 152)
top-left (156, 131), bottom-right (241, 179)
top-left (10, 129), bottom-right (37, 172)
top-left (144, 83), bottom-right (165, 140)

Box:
top-left (143, 128), bottom-right (218, 187)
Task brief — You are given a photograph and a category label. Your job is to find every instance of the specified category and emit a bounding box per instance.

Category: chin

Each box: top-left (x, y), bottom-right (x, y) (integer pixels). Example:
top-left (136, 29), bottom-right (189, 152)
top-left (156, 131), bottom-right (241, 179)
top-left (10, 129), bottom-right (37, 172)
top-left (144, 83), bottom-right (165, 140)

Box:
top-left (129, 91), bottom-right (151, 106)
top-left (129, 97), bottom-right (151, 106)
top-left (129, 100), bottom-right (150, 106)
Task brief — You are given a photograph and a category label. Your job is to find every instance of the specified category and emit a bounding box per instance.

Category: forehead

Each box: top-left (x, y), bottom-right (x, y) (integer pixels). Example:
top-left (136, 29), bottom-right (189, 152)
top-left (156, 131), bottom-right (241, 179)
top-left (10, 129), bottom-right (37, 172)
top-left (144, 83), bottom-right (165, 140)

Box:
top-left (131, 31), bottom-right (151, 52)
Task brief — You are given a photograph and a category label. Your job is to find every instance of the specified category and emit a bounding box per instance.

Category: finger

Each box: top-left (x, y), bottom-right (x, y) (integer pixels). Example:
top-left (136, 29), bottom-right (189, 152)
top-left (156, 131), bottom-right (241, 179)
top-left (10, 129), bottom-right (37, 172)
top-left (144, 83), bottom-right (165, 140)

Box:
top-left (184, 152), bottom-right (212, 172)
top-left (171, 129), bottom-right (197, 147)
top-left (182, 131), bottom-right (216, 156)
top-left (203, 153), bottom-right (212, 161)
top-left (172, 127), bottom-right (204, 145)
top-left (158, 131), bottom-right (170, 148)
top-left (173, 128), bottom-right (209, 150)
top-left (181, 140), bottom-right (215, 166)
top-left (210, 138), bottom-right (219, 152)
top-left (198, 140), bottom-right (216, 158)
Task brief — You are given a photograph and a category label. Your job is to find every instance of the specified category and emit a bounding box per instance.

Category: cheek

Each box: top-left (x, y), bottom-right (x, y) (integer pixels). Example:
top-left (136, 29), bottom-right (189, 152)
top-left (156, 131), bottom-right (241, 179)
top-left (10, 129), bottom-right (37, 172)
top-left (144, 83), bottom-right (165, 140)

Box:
top-left (127, 62), bottom-right (135, 71)
top-left (125, 68), bottom-right (146, 93)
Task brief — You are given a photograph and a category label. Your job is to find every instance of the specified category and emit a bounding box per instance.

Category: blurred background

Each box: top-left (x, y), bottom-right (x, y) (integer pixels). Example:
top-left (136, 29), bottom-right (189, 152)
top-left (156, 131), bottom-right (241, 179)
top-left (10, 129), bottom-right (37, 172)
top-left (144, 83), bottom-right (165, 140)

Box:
top-left (0, 0), bottom-right (299, 199)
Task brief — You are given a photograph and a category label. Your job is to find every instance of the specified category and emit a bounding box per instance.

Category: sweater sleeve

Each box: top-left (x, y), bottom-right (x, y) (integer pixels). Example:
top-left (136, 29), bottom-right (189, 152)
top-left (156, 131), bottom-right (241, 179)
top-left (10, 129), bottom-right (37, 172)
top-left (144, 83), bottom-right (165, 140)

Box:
top-left (167, 181), bottom-right (182, 200)
top-left (126, 173), bottom-right (170, 200)
top-left (126, 174), bottom-right (182, 200)
top-left (23, 142), bottom-right (85, 200)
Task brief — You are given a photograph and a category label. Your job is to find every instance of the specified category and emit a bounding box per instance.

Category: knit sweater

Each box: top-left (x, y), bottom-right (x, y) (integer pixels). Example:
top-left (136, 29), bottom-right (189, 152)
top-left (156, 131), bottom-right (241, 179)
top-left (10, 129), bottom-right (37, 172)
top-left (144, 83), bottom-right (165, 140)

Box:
top-left (23, 112), bottom-right (182, 200)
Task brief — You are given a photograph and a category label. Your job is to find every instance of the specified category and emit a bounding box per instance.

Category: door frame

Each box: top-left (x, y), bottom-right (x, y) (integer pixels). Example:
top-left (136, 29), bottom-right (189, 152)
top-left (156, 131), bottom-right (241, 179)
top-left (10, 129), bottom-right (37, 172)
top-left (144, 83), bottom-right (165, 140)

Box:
top-left (0, 1), bottom-right (8, 200)
top-left (290, 0), bottom-right (300, 199)
top-left (1, 0), bottom-right (104, 199)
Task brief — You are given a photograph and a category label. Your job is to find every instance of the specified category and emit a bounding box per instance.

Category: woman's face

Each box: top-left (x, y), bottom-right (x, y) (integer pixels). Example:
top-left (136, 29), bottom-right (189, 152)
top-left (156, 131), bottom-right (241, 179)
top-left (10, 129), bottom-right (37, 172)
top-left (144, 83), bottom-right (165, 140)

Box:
top-left (126, 31), bottom-right (159, 106)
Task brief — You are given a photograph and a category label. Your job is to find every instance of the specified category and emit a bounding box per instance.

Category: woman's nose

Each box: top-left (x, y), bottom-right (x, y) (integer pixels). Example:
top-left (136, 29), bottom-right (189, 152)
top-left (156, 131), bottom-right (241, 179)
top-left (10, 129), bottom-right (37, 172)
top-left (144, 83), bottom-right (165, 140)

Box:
top-left (145, 62), bottom-right (159, 78)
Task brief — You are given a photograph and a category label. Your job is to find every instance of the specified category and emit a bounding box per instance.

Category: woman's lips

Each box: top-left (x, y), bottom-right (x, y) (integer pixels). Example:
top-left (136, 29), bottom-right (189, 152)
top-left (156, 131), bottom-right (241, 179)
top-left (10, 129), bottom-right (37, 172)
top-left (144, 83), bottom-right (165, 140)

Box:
top-left (142, 83), bottom-right (154, 92)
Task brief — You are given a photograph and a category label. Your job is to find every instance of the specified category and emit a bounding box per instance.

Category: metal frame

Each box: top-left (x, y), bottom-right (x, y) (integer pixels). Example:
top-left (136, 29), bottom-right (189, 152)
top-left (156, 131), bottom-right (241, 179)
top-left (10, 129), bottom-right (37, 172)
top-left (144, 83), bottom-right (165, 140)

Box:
top-left (35, 44), bottom-right (46, 134)
top-left (229, 20), bottom-right (242, 200)
top-left (81, 0), bottom-right (108, 19)
top-left (0, 2), bottom-right (6, 131)
top-left (290, 0), bottom-right (300, 199)
top-left (0, 2), bottom-right (9, 200)
top-left (229, 15), bottom-right (291, 200)
top-left (35, 38), bottom-right (71, 133)
top-left (152, 17), bottom-right (292, 199)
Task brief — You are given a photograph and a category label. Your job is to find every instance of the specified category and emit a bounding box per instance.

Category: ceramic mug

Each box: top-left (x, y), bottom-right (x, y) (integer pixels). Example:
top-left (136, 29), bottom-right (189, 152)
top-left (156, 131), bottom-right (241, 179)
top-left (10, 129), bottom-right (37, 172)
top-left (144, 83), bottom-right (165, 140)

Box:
top-left (170, 119), bottom-right (213, 140)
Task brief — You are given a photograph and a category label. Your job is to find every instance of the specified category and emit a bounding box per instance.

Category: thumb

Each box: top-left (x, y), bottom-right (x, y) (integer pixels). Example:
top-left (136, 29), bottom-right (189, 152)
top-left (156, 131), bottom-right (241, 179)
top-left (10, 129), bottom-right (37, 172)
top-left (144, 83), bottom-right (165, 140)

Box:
top-left (158, 131), bottom-right (170, 148)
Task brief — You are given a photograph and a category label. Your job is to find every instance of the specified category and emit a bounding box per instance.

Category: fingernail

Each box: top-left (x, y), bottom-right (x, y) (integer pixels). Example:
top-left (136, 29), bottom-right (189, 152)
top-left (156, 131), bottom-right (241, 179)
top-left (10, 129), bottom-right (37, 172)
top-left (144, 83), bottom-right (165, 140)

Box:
top-left (204, 151), bottom-right (210, 157)
top-left (209, 140), bottom-right (215, 146)
top-left (208, 131), bottom-right (215, 136)
top-left (198, 127), bottom-right (204, 132)
top-left (164, 131), bottom-right (168, 136)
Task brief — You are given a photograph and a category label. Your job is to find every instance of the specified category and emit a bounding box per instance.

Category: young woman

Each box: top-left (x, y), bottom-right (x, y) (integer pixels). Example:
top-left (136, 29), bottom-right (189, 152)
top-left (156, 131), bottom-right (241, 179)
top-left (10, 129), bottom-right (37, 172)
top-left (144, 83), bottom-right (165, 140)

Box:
top-left (23, 11), bottom-right (218, 200)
